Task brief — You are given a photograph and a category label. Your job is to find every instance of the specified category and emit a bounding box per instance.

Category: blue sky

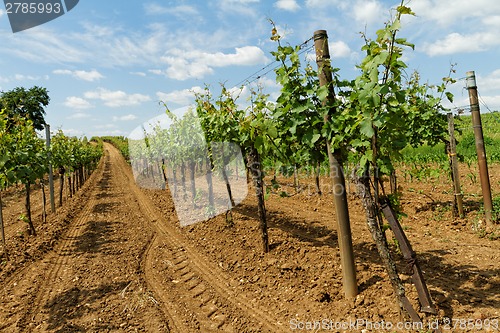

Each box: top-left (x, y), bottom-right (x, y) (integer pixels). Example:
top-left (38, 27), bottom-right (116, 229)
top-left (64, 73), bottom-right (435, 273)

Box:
top-left (1, 0), bottom-right (500, 138)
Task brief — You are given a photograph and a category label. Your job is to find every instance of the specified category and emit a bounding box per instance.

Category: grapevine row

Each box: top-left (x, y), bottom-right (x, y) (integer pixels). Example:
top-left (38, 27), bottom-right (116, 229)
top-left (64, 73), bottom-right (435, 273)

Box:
top-left (0, 111), bottom-right (102, 252)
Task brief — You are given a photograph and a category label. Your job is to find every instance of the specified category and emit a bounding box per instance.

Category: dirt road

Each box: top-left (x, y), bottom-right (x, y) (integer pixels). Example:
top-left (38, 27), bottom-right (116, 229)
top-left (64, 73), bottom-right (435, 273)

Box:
top-left (1, 143), bottom-right (499, 333)
top-left (0, 143), bottom-right (279, 332)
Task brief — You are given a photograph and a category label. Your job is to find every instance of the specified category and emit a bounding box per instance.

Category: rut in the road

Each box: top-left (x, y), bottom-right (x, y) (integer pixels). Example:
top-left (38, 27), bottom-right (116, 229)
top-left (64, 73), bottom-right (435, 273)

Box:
top-left (0, 143), bottom-right (284, 333)
top-left (114, 143), bottom-right (285, 332)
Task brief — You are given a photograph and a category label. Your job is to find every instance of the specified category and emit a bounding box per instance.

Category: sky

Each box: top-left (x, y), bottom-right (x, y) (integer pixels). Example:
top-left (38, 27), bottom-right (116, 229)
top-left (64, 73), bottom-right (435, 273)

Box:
top-left (1, 0), bottom-right (500, 138)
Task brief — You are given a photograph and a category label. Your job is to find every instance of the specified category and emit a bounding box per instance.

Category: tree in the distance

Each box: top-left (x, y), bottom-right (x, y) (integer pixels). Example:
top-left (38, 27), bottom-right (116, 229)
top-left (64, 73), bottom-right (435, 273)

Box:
top-left (0, 86), bottom-right (50, 131)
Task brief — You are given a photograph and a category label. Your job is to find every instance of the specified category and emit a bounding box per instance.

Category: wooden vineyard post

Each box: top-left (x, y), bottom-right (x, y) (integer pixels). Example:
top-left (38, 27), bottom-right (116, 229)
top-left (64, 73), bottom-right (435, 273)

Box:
top-left (45, 125), bottom-right (56, 214)
top-left (447, 113), bottom-right (464, 218)
top-left (247, 146), bottom-right (269, 253)
top-left (314, 30), bottom-right (358, 298)
top-left (466, 71), bottom-right (494, 229)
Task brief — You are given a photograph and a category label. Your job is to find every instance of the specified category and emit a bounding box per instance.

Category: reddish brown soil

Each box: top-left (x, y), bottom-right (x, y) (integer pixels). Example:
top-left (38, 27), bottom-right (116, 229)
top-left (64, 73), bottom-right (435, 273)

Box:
top-left (0, 144), bottom-right (498, 332)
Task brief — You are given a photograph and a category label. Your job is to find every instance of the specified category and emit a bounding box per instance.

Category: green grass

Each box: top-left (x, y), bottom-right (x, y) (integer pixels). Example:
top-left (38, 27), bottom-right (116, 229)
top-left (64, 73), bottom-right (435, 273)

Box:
top-left (100, 136), bottom-right (130, 161)
top-left (400, 111), bottom-right (500, 164)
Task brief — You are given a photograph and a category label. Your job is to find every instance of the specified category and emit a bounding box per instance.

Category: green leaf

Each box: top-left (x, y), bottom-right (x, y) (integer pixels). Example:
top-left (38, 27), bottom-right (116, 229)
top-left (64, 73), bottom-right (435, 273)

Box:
top-left (445, 91), bottom-right (454, 103)
top-left (360, 119), bottom-right (375, 138)
top-left (267, 125), bottom-right (278, 138)
top-left (395, 38), bottom-right (415, 50)
top-left (311, 133), bottom-right (321, 144)
top-left (397, 5), bottom-right (415, 16)
top-left (317, 85), bottom-right (329, 101)
top-left (388, 96), bottom-right (399, 107)
top-left (254, 135), bottom-right (264, 149)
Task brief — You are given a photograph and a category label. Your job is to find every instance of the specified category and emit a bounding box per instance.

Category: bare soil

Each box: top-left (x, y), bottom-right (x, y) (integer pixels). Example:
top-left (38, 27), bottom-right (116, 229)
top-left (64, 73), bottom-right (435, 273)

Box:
top-left (0, 144), bottom-right (498, 332)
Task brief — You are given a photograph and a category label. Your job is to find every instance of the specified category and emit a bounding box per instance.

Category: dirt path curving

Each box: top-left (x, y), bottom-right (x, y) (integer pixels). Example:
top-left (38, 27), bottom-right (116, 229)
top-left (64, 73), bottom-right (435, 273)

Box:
top-left (0, 143), bottom-right (283, 332)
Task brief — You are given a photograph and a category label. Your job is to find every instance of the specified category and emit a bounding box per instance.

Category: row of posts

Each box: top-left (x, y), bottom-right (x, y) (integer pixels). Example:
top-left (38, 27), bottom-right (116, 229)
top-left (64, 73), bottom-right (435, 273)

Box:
top-left (449, 71), bottom-right (494, 229)
top-left (40, 37), bottom-right (497, 301)
top-left (314, 29), bottom-right (495, 301)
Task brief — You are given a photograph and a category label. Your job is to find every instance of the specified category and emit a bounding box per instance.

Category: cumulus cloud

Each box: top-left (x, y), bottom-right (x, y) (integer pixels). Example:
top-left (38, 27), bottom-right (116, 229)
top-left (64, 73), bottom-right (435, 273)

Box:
top-left (113, 114), bottom-right (138, 121)
top-left (156, 86), bottom-right (204, 106)
top-left (305, 0), bottom-right (346, 9)
top-left (158, 46), bottom-right (268, 80)
top-left (130, 71), bottom-right (147, 77)
top-left (53, 69), bottom-right (104, 81)
top-left (275, 0), bottom-right (300, 12)
top-left (330, 40), bottom-right (353, 58)
top-left (64, 96), bottom-right (94, 109)
top-left (410, 0), bottom-right (500, 26)
top-left (482, 15), bottom-right (500, 28)
top-left (476, 69), bottom-right (500, 94)
top-left (423, 32), bottom-right (499, 56)
top-left (352, 0), bottom-right (385, 26)
top-left (84, 88), bottom-right (151, 107)
top-left (217, 0), bottom-right (261, 17)
top-left (12, 74), bottom-right (42, 81)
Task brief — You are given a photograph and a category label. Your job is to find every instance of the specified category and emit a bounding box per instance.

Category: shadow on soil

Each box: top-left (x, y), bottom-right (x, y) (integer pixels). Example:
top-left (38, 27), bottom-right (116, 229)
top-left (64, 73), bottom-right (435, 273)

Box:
top-left (71, 220), bottom-right (117, 254)
top-left (237, 201), bottom-right (499, 320)
top-left (415, 199), bottom-right (483, 215)
top-left (417, 248), bottom-right (500, 318)
top-left (44, 281), bottom-right (129, 332)
top-left (235, 203), bottom-right (339, 250)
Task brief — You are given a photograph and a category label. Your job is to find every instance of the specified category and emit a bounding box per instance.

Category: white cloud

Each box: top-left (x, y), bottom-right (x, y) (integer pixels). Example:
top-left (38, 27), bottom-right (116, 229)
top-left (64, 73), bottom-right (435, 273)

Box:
top-left (144, 3), bottom-right (170, 15)
top-left (67, 112), bottom-right (91, 119)
top-left (305, 0), bottom-right (346, 9)
top-left (144, 4), bottom-right (203, 22)
top-left (474, 94), bottom-right (500, 112)
top-left (148, 69), bottom-right (164, 75)
top-left (84, 88), bottom-right (151, 107)
top-left (477, 70), bottom-right (500, 94)
top-left (62, 128), bottom-right (84, 137)
top-left (13, 74), bottom-right (42, 81)
top-left (113, 114), bottom-right (138, 121)
top-left (159, 46), bottom-right (268, 80)
top-left (64, 96), bottom-right (93, 109)
top-left (159, 57), bottom-right (212, 80)
top-left (130, 71), bottom-right (146, 77)
top-left (482, 15), bottom-right (500, 28)
top-left (6, 28), bottom-right (87, 64)
top-left (224, 0), bottom-right (259, 3)
top-left (410, 0), bottom-right (500, 26)
top-left (156, 86), bottom-right (204, 106)
top-left (423, 32), bottom-right (499, 56)
top-left (53, 69), bottom-right (104, 81)
top-left (218, 0), bottom-right (260, 16)
top-left (330, 40), bottom-right (352, 58)
top-left (275, 0), bottom-right (300, 12)
top-left (352, 0), bottom-right (385, 26)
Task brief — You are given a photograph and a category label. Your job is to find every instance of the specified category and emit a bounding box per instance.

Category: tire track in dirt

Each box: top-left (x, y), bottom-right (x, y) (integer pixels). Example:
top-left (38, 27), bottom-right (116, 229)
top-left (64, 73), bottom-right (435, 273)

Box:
top-left (16, 156), bottom-right (108, 331)
top-left (109, 143), bottom-right (284, 332)
top-left (0, 150), bottom-right (108, 332)
top-left (143, 234), bottom-right (193, 333)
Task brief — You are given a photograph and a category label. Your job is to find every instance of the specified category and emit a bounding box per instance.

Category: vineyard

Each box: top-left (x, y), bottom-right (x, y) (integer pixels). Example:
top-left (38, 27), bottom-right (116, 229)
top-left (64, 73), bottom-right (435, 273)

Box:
top-left (1, 3), bottom-right (499, 333)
